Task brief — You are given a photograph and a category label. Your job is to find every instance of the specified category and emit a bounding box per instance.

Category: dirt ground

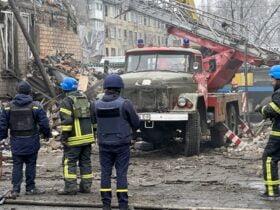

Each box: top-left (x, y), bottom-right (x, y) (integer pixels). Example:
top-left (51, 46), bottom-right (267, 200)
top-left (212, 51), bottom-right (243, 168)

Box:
top-left (1, 141), bottom-right (280, 210)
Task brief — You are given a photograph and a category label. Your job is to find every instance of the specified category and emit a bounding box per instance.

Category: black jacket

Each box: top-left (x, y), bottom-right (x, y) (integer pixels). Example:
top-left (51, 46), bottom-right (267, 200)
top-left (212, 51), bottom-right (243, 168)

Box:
top-left (59, 91), bottom-right (95, 147)
top-left (261, 88), bottom-right (280, 139)
top-left (92, 90), bottom-right (140, 143)
top-left (0, 94), bottom-right (51, 155)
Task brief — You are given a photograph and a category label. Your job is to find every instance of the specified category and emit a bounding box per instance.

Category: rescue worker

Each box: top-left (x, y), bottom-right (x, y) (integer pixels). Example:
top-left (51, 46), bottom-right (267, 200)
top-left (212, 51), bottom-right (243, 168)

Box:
top-left (255, 65), bottom-right (280, 198)
top-left (0, 81), bottom-right (51, 197)
top-left (58, 77), bottom-right (95, 195)
top-left (93, 74), bottom-right (140, 210)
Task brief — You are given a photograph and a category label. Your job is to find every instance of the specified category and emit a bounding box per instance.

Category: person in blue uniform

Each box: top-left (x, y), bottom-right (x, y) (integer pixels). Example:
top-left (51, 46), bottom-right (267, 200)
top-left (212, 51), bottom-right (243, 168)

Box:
top-left (92, 74), bottom-right (140, 210)
top-left (0, 81), bottom-right (51, 197)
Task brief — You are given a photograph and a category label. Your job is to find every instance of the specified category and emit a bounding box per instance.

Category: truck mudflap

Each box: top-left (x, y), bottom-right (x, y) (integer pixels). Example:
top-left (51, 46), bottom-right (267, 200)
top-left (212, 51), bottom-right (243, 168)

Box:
top-left (139, 112), bottom-right (188, 121)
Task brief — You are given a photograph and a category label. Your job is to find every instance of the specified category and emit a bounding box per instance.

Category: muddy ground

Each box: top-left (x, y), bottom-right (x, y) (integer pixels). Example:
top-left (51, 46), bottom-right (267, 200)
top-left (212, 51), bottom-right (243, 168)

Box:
top-left (0, 140), bottom-right (280, 210)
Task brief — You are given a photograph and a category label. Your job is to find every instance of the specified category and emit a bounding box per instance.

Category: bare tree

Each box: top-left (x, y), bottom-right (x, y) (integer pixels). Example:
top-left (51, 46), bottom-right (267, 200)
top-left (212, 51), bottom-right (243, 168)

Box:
top-left (214, 0), bottom-right (280, 48)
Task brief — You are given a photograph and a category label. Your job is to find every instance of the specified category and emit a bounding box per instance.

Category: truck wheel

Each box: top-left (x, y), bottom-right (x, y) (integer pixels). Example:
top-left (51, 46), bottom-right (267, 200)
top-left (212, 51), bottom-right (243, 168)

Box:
top-left (184, 111), bottom-right (201, 156)
top-left (226, 104), bottom-right (238, 134)
top-left (210, 122), bottom-right (226, 147)
top-left (210, 104), bottom-right (238, 147)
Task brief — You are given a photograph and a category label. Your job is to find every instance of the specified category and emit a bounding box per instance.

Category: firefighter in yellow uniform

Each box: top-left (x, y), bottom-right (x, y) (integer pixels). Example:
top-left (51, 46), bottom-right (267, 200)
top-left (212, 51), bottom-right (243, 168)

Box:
top-left (256, 65), bottom-right (280, 198)
top-left (58, 77), bottom-right (95, 195)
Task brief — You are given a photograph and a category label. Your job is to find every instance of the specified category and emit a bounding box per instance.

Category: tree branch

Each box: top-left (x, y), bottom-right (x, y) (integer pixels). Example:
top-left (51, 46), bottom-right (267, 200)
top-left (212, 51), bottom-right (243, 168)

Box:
top-left (254, 3), bottom-right (280, 41)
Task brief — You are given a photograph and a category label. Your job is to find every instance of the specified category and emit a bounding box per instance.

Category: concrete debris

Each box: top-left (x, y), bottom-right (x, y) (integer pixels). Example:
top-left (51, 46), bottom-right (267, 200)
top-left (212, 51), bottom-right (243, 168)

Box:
top-left (26, 52), bottom-right (104, 102)
top-left (219, 122), bottom-right (270, 159)
top-left (23, 52), bottom-right (105, 151)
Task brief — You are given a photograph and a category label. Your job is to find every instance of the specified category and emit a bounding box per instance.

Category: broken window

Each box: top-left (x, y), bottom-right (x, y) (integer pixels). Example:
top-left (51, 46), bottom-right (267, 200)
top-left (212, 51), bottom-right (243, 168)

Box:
top-left (134, 32), bottom-right (137, 43)
top-left (128, 31), bottom-right (132, 42)
top-left (118, 28), bottom-right (122, 40)
top-left (1, 11), bottom-right (31, 74)
top-left (104, 5), bottom-right (108, 16)
top-left (123, 30), bottom-right (127, 41)
top-left (2, 11), bottom-right (14, 71)
top-left (111, 48), bottom-right (116, 56)
top-left (110, 27), bottom-right (116, 39)
top-left (105, 26), bottom-right (109, 38)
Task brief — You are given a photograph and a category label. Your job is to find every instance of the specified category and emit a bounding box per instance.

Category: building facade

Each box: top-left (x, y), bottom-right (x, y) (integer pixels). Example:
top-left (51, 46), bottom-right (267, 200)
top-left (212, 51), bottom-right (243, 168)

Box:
top-left (74, 0), bottom-right (105, 63)
top-left (103, 1), bottom-right (166, 56)
top-left (103, 0), bottom-right (180, 57)
top-left (0, 0), bottom-right (81, 99)
top-left (75, 0), bottom-right (181, 62)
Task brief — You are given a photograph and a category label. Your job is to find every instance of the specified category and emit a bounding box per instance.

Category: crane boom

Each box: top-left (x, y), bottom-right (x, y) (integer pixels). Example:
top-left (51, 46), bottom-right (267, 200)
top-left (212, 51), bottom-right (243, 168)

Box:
top-left (110, 0), bottom-right (280, 66)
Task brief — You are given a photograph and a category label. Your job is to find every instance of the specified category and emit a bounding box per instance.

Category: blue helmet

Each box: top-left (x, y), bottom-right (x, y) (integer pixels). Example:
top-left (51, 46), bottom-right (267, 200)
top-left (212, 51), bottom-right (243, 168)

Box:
top-left (269, 65), bottom-right (280, 79)
top-left (103, 74), bottom-right (124, 89)
top-left (60, 77), bottom-right (78, 91)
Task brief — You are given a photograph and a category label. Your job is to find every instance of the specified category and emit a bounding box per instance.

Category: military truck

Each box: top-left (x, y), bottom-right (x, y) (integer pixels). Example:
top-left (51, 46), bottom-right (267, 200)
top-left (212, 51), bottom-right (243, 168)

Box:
top-left (121, 46), bottom-right (243, 156)
top-left (115, 0), bottom-right (280, 156)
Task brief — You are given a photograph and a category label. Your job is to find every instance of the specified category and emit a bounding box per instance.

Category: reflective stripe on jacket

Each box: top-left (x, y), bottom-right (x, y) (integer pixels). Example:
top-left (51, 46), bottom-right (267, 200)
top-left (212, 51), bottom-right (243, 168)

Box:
top-left (59, 91), bottom-right (94, 147)
top-left (262, 89), bottom-right (280, 139)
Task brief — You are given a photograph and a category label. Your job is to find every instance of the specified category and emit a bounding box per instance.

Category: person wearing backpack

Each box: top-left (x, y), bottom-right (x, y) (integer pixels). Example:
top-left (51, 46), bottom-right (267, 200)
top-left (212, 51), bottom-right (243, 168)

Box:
top-left (0, 81), bottom-right (51, 197)
top-left (58, 77), bottom-right (95, 195)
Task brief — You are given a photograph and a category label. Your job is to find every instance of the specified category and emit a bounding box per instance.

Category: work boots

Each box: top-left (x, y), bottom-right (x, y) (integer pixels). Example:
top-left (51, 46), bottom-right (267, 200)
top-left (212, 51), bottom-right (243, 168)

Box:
top-left (119, 206), bottom-right (135, 210)
top-left (25, 188), bottom-right (45, 195)
top-left (57, 189), bottom-right (77, 195)
top-left (260, 191), bottom-right (280, 200)
top-left (260, 192), bottom-right (280, 197)
top-left (10, 191), bottom-right (20, 199)
top-left (102, 204), bottom-right (112, 210)
top-left (79, 185), bottom-right (91, 193)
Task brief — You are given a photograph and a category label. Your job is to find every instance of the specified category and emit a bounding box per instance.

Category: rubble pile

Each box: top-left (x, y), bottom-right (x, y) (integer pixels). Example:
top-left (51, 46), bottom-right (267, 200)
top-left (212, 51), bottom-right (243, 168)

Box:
top-left (220, 122), bottom-right (272, 159)
top-left (27, 52), bottom-right (104, 97)
top-left (26, 52), bottom-right (105, 151)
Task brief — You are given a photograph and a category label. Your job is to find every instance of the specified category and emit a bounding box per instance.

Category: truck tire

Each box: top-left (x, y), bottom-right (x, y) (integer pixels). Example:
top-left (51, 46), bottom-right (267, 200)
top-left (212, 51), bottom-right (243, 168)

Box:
top-left (210, 104), bottom-right (238, 147)
top-left (226, 104), bottom-right (238, 134)
top-left (210, 122), bottom-right (226, 147)
top-left (184, 111), bottom-right (201, 156)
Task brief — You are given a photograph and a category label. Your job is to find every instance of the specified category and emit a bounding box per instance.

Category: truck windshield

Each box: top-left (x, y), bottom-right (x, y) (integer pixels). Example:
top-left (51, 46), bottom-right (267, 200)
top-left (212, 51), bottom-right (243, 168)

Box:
top-left (127, 53), bottom-right (190, 72)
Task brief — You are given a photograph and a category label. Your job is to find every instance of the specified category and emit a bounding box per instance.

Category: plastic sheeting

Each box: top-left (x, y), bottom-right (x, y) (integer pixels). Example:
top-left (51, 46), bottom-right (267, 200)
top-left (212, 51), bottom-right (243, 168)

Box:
top-left (78, 25), bottom-right (105, 61)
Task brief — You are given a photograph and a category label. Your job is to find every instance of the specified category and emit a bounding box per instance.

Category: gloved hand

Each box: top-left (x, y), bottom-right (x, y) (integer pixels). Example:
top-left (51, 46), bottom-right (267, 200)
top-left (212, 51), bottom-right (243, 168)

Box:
top-left (41, 132), bottom-right (52, 142)
top-left (255, 105), bottom-right (263, 113)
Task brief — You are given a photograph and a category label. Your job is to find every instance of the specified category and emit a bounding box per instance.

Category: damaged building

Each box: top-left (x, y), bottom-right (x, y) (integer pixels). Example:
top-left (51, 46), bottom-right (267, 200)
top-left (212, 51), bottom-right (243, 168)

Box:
top-left (0, 0), bottom-right (82, 100)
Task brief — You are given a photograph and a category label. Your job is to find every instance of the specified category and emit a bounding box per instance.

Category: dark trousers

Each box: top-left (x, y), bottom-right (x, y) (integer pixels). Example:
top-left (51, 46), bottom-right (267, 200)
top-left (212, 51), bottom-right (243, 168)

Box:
top-left (12, 153), bottom-right (38, 192)
top-left (262, 137), bottom-right (280, 196)
top-left (63, 145), bottom-right (93, 192)
top-left (99, 144), bottom-right (130, 209)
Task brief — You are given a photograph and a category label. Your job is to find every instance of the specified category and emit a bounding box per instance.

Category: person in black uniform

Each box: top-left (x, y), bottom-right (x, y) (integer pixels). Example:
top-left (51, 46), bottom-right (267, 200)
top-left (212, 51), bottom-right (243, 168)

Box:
top-left (256, 65), bottom-right (280, 198)
top-left (0, 81), bottom-right (51, 197)
top-left (58, 77), bottom-right (95, 195)
top-left (93, 74), bottom-right (140, 210)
